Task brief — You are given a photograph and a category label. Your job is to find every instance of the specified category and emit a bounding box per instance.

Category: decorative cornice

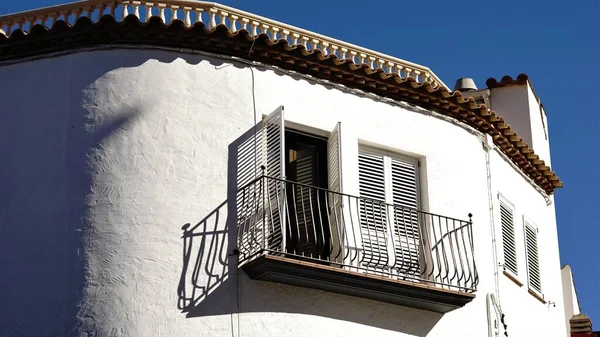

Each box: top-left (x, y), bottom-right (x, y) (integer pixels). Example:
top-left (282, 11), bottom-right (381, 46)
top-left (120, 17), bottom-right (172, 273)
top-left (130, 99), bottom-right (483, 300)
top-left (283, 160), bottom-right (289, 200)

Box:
top-left (0, 0), bottom-right (447, 89)
top-left (0, 15), bottom-right (562, 194)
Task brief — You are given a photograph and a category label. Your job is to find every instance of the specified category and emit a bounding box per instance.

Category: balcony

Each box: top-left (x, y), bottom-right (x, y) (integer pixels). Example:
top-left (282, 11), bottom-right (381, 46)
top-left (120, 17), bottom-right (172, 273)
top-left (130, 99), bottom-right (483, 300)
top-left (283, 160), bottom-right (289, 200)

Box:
top-left (236, 175), bottom-right (478, 313)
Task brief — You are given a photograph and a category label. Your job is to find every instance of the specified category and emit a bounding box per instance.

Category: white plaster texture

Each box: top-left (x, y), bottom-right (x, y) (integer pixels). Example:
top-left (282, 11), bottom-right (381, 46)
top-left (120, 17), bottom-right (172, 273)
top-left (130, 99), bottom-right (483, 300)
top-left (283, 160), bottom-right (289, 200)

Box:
top-left (488, 149), bottom-right (565, 336)
top-left (562, 265), bottom-right (581, 336)
top-left (527, 84), bottom-right (552, 167)
top-left (489, 83), bottom-right (551, 167)
top-left (0, 48), bottom-right (566, 337)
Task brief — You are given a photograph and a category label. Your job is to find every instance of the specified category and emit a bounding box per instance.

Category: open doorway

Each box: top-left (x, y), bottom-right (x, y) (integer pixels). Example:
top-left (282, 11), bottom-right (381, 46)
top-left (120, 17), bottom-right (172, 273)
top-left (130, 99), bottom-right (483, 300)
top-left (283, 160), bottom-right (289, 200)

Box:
top-left (284, 129), bottom-right (331, 260)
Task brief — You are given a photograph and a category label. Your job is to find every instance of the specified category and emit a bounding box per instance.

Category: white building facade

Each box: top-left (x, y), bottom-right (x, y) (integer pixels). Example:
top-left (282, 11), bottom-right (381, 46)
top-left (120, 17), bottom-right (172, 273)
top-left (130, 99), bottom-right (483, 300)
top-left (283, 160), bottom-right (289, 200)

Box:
top-left (0, 2), bottom-right (567, 336)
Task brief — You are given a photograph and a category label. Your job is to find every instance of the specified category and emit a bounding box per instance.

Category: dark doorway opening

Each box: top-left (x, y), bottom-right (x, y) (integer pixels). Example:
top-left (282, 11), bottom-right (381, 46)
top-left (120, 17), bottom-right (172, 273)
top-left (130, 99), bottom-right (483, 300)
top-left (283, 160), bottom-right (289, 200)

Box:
top-left (284, 129), bottom-right (330, 260)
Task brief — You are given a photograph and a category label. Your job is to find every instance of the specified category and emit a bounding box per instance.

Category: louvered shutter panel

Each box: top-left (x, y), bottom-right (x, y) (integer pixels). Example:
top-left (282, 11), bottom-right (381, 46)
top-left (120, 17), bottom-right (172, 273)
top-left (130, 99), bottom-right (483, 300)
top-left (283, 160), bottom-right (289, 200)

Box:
top-left (262, 106), bottom-right (286, 252)
top-left (500, 202), bottom-right (518, 275)
top-left (358, 151), bottom-right (389, 270)
top-left (328, 122), bottom-right (343, 263)
top-left (236, 112), bottom-right (266, 258)
top-left (390, 157), bottom-right (420, 277)
top-left (525, 223), bottom-right (542, 293)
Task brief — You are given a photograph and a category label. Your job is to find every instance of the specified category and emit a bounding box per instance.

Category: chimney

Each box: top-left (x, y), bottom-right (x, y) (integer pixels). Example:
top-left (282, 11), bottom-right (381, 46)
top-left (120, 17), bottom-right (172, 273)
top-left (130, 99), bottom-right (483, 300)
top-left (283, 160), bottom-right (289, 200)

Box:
top-left (452, 77), bottom-right (491, 109)
top-left (454, 78), bottom-right (478, 92)
top-left (485, 74), bottom-right (552, 168)
top-left (570, 314), bottom-right (595, 336)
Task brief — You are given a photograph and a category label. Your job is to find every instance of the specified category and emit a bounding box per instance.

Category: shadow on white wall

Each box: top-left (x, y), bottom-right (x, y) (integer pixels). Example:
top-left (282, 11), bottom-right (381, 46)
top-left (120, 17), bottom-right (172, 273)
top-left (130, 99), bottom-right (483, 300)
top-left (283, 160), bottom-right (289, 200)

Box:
top-left (177, 125), bottom-right (444, 336)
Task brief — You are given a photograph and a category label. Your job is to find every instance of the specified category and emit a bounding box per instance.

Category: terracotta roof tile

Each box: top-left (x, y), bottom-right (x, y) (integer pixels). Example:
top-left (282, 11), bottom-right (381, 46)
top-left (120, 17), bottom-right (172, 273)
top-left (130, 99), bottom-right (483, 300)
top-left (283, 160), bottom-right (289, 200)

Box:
top-left (487, 73), bottom-right (546, 111)
top-left (0, 15), bottom-right (562, 194)
top-left (486, 73), bottom-right (530, 88)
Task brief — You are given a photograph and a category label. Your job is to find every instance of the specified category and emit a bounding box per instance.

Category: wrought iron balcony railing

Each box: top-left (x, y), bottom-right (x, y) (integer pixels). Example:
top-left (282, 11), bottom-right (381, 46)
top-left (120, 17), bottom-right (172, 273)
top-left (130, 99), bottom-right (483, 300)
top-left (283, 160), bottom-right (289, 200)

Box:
top-left (236, 175), bottom-right (478, 312)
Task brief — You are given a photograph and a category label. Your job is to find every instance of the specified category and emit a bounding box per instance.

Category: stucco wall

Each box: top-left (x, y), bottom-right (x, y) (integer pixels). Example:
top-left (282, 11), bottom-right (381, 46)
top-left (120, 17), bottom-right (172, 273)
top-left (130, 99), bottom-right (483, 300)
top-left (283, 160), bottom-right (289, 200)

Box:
top-left (490, 85), bottom-right (532, 147)
top-left (527, 84), bottom-right (552, 167)
top-left (489, 84), bottom-right (551, 167)
top-left (489, 149), bottom-right (564, 336)
top-left (562, 265), bottom-right (581, 336)
top-left (0, 49), bottom-right (565, 337)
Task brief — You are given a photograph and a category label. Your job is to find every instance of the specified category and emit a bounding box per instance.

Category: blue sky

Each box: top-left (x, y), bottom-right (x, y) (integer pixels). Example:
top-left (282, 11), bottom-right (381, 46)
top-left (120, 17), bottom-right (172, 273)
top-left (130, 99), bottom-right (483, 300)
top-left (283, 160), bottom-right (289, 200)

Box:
top-left (3, 0), bottom-right (599, 326)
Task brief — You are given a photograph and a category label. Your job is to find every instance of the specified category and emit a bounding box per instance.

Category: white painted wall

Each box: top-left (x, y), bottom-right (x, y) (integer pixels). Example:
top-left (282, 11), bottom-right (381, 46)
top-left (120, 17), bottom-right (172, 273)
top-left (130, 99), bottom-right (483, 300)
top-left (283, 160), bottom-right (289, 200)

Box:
top-left (489, 84), bottom-right (551, 167)
top-left (490, 85), bottom-right (532, 146)
top-left (488, 149), bottom-right (565, 336)
top-left (0, 48), bottom-right (566, 337)
top-left (562, 265), bottom-right (581, 335)
top-left (527, 84), bottom-right (552, 167)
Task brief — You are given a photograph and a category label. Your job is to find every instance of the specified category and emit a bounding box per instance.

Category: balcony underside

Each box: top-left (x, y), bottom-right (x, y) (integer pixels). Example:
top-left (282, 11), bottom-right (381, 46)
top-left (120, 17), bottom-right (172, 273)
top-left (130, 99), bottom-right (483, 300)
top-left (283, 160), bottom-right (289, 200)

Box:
top-left (242, 254), bottom-right (476, 314)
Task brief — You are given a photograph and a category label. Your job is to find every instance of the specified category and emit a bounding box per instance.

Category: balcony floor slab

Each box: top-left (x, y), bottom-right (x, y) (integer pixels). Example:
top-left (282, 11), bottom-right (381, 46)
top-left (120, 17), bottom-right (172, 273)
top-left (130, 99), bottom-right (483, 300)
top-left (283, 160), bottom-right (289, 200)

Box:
top-left (242, 254), bottom-right (475, 314)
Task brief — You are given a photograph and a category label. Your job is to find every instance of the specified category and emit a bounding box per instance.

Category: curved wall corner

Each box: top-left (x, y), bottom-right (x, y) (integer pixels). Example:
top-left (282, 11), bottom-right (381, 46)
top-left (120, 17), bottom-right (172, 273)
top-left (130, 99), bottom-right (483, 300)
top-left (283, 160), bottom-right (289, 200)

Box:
top-left (0, 49), bottom-right (253, 336)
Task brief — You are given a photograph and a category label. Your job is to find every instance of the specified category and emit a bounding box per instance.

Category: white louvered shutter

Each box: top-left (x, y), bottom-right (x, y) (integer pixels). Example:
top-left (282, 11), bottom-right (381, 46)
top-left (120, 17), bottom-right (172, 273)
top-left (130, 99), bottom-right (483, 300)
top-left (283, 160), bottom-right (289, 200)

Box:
top-left (358, 151), bottom-right (389, 270)
top-left (262, 106), bottom-right (286, 252)
top-left (236, 111), bottom-right (267, 258)
top-left (499, 201), bottom-right (518, 275)
top-left (236, 106), bottom-right (286, 257)
top-left (390, 157), bottom-right (420, 277)
top-left (525, 223), bottom-right (542, 293)
top-left (328, 122), bottom-right (343, 263)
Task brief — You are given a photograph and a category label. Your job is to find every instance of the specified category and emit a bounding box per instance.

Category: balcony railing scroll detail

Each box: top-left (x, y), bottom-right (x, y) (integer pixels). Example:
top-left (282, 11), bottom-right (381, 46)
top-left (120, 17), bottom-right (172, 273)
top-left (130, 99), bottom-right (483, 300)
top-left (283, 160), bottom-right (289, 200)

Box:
top-left (237, 175), bottom-right (478, 293)
top-left (0, 0), bottom-right (446, 89)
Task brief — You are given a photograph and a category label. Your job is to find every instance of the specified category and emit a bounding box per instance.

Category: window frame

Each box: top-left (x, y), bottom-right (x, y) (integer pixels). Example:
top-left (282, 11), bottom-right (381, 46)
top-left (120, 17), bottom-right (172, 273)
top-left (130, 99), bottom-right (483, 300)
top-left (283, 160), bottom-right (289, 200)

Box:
top-left (279, 120), bottom-right (346, 263)
top-left (498, 194), bottom-right (519, 279)
top-left (357, 145), bottom-right (422, 208)
top-left (523, 216), bottom-right (543, 298)
top-left (356, 145), bottom-right (424, 274)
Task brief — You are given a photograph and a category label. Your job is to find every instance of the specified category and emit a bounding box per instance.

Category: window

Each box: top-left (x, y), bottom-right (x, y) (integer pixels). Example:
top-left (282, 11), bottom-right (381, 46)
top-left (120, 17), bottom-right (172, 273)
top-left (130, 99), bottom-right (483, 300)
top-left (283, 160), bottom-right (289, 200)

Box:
top-left (499, 197), bottom-right (518, 276)
top-left (524, 221), bottom-right (542, 294)
top-left (237, 107), bottom-right (423, 277)
top-left (357, 148), bottom-right (421, 277)
top-left (236, 105), bottom-right (343, 262)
